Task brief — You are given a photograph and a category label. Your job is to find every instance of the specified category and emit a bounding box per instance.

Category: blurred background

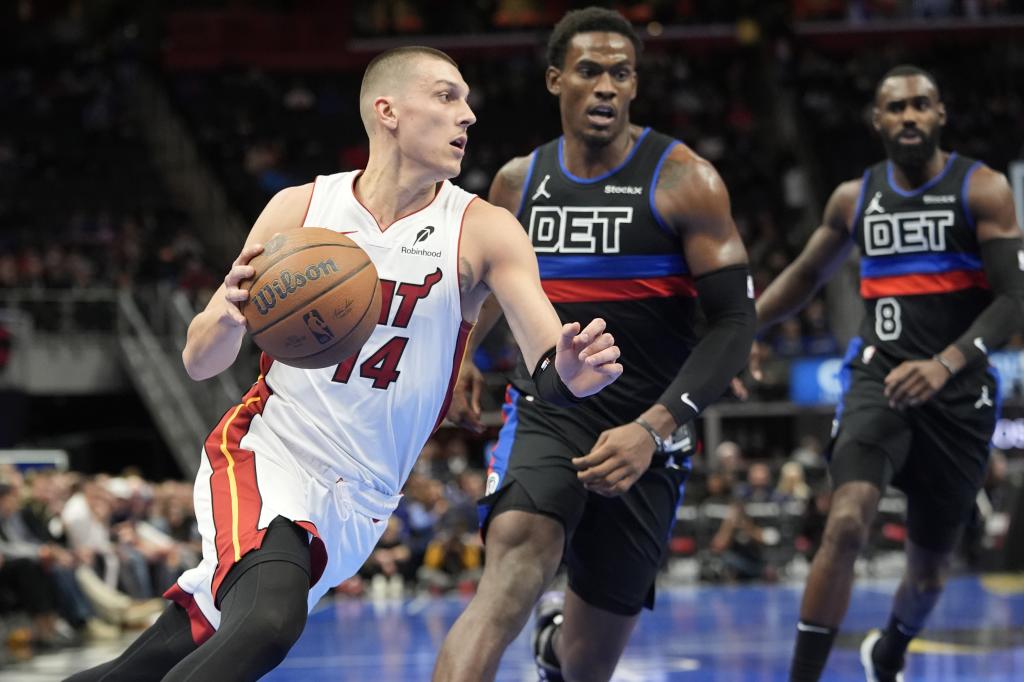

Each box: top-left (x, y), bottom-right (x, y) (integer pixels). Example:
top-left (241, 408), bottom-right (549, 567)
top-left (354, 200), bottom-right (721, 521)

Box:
top-left (1, 0), bottom-right (1023, 673)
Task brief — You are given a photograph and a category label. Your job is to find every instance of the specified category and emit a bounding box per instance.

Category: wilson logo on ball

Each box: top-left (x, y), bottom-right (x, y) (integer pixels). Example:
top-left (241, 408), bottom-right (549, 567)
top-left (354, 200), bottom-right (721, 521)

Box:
top-left (250, 258), bottom-right (340, 316)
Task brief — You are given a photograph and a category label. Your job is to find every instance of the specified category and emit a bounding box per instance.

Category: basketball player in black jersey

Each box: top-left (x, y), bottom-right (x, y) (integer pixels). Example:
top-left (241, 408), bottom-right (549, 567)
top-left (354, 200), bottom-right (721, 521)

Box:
top-left (752, 66), bottom-right (1024, 681)
top-left (434, 8), bottom-right (755, 682)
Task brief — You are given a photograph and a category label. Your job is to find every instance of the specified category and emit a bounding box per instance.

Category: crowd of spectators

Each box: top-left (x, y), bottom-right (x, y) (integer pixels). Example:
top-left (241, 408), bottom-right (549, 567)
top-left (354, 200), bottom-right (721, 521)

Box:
top-left (9, 424), bottom-right (1014, 663)
top-left (351, 0), bottom-right (1024, 35)
top-left (0, 18), bottom-right (220, 335)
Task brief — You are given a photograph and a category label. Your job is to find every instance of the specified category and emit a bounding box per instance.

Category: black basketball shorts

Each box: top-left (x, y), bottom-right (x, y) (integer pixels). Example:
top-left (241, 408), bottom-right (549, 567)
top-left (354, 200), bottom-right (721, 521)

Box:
top-left (478, 387), bottom-right (690, 616)
top-left (829, 339), bottom-right (999, 552)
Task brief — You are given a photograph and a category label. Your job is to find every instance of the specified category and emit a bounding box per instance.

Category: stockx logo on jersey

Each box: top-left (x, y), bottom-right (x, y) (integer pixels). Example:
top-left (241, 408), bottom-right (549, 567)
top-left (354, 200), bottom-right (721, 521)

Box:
top-left (401, 225), bottom-right (441, 258)
top-left (527, 206), bottom-right (632, 253)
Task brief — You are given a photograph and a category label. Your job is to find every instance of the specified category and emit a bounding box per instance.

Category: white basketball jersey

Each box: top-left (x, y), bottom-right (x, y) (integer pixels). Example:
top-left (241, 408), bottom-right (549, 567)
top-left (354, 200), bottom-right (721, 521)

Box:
top-left (251, 171), bottom-right (476, 496)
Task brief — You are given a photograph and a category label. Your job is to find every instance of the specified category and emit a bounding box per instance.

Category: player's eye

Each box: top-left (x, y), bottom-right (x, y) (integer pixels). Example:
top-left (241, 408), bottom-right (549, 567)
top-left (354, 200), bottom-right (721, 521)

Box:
top-left (439, 92), bottom-right (450, 102)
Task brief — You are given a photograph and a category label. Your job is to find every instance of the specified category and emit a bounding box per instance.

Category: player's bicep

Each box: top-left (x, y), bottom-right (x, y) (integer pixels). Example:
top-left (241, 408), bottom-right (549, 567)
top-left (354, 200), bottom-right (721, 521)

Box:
top-left (970, 168), bottom-right (1023, 242)
top-left (659, 156), bottom-right (748, 276)
top-left (478, 211), bottom-right (561, 369)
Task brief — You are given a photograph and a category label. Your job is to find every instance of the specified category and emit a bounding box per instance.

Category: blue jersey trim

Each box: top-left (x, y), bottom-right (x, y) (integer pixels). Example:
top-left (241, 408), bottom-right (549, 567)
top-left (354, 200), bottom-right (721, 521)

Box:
top-left (830, 336), bottom-right (864, 456)
top-left (960, 160), bottom-right (983, 232)
top-left (860, 252), bottom-right (983, 278)
top-left (885, 152), bottom-right (958, 197)
top-left (478, 387), bottom-right (521, 529)
top-left (850, 169), bottom-right (872, 237)
top-left (514, 151), bottom-right (540, 220)
top-left (557, 127), bottom-right (651, 184)
top-left (649, 140), bottom-right (681, 236)
top-left (537, 253), bottom-right (689, 279)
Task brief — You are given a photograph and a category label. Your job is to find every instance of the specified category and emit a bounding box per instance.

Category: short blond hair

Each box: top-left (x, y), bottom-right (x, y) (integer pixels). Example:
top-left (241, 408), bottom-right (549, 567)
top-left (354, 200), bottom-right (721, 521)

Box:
top-left (358, 46), bottom-right (458, 136)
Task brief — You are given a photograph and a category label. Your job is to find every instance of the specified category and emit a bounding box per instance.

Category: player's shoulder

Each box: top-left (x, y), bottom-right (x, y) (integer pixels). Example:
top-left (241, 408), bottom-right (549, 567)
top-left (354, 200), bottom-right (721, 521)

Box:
top-left (488, 153), bottom-right (535, 211)
top-left (655, 142), bottom-right (726, 198)
top-left (270, 182), bottom-right (317, 211)
top-left (965, 161), bottom-right (1011, 196)
top-left (463, 195), bottom-right (518, 227)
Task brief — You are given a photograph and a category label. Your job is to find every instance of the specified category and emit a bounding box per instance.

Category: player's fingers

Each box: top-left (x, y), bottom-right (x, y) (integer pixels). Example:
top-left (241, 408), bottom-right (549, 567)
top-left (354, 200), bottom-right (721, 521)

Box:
top-left (579, 459), bottom-right (629, 486)
top-left (731, 377), bottom-right (749, 401)
top-left (577, 450), bottom-right (622, 483)
top-left (578, 318), bottom-right (607, 342)
top-left (234, 243), bottom-right (264, 266)
top-left (225, 304), bottom-right (246, 326)
top-left (224, 287), bottom-right (249, 303)
top-left (559, 322), bottom-right (582, 351)
top-left (578, 333), bottom-right (615, 359)
top-left (572, 441), bottom-right (613, 471)
top-left (584, 345), bottom-right (621, 367)
top-left (225, 264), bottom-right (256, 287)
top-left (591, 362), bottom-right (624, 378)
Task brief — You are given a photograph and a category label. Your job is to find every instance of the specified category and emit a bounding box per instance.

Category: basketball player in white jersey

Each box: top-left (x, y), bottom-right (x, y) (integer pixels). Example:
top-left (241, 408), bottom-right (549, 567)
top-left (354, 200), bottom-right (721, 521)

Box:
top-left (66, 46), bottom-right (622, 682)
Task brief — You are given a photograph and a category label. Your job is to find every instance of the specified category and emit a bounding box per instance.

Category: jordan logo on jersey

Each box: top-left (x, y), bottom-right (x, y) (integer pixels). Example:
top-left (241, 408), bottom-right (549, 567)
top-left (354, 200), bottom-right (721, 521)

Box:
top-left (527, 206), bottom-right (631, 253)
top-left (863, 210), bottom-right (955, 256)
top-left (532, 175), bottom-right (552, 201)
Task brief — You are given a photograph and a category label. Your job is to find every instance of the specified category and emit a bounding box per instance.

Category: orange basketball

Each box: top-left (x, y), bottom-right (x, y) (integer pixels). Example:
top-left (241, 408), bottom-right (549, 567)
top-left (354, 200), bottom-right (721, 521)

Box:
top-left (241, 228), bottom-right (381, 369)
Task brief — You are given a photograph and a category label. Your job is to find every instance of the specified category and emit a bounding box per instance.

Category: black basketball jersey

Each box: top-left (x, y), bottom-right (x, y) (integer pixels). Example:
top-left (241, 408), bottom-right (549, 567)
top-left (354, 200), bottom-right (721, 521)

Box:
top-left (511, 127), bottom-right (699, 426)
top-left (853, 152), bottom-right (991, 361)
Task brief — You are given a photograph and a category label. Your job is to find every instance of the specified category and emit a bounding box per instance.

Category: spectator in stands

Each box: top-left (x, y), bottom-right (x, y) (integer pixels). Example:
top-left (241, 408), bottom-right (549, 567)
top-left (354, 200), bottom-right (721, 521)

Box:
top-left (360, 515), bottom-right (413, 599)
top-left (777, 461), bottom-right (812, 503)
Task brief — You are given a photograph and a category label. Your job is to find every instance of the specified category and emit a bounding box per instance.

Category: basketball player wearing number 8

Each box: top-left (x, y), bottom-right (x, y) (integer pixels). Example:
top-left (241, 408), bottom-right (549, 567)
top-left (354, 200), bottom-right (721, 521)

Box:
top-left (750, 66), bottom-right (1024, 681)
top-left (67, 47), bottom-right (622, 682)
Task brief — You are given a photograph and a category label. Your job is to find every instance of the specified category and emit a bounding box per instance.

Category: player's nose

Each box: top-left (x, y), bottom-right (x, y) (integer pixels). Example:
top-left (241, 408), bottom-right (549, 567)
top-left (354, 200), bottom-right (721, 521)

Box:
top-left (594, 71), bottom-right (616, 98)
top-left (459, 101), bottom-right (476, 128)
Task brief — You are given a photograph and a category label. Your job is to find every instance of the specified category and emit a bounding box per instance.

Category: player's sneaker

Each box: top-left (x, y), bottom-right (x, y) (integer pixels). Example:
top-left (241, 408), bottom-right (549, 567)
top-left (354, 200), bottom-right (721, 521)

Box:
top-left (860, 629), bottom-right (905, 682)
top-left (532, 591), bottom-right (565, 682)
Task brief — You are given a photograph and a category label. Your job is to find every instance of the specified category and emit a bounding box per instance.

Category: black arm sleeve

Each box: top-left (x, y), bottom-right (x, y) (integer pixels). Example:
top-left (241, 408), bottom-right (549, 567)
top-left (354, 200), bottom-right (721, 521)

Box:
top-left (953, 237), bottom-right (1024, 368)
top-left (656, 264), bottom-right (756, 426)
top-left (532, 346), bottom-right (584, 407)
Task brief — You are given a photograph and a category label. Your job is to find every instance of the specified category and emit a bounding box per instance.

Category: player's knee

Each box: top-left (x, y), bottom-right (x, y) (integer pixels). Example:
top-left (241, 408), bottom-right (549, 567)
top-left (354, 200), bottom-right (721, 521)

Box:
top-left (245, 600), bottom-right (308, 662)
top-left (485, 512), bottom-right (563, 584)
top-left (823, 508), bottom-right (870, 555)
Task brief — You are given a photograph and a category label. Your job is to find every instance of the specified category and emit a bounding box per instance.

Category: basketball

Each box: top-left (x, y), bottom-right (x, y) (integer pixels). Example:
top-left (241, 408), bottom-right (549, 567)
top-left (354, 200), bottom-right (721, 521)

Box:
top-left (241, 228), bottom-right (381, 369)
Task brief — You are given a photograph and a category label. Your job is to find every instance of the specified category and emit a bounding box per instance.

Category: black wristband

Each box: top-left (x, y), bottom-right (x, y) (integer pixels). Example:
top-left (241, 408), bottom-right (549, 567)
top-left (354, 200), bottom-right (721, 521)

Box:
top-left (531, 346), bottom-right (583, 407)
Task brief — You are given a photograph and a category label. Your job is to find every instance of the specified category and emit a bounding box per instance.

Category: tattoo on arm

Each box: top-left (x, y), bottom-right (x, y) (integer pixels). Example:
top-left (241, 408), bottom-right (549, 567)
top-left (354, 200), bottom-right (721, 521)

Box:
top-left (459, 256), bottom-right (475, 296)
top-left (655, 157), bottom-right (691, 194)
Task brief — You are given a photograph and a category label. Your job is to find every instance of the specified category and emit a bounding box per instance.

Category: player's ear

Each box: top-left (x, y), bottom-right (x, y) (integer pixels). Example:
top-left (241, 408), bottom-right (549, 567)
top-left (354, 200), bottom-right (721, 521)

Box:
top-left (937, 100), bottom-right (947, 127)
top-left (871, 104), bottom-right (882, 133)
top-left (375, 96), bottom-right (398, 131)
top-left (545, 66), bottom-right (562, 96)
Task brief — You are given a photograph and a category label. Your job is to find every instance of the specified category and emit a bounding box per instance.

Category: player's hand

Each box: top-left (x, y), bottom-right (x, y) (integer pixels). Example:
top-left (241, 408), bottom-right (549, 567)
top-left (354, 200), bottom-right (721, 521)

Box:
top-left (883, 358), bottom-right (950, 409)
top-left (573, 422), bottom-right (655, 497)
top-left (730, 340), bottom-right (766, 401)
top-left (446, 360), bottom-right (486, 434)
top-left (221, 242), bottom-right (266, 326)
top-left (555, 318), bottom-right (623, 397)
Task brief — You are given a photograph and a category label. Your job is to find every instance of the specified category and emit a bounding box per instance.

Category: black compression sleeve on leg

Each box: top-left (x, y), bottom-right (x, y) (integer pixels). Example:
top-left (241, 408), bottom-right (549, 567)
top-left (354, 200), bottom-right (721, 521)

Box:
top-left (65, 603), bottom-right (198, 681)
top-left (162, 559), bottom-right (310, 682)
top-left (953, 237), bottom-right (1024, 367)
top-left (656, 265), bottom-right (756, 426)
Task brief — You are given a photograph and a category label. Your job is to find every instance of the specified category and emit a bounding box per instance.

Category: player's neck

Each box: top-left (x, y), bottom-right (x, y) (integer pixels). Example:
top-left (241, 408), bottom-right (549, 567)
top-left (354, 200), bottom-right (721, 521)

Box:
top-left (561, 125), bottom-right (640, 179)
top-left (356, 156), bottom-right (442, 230)
top-left (889, 150), bottom-right (949, 191)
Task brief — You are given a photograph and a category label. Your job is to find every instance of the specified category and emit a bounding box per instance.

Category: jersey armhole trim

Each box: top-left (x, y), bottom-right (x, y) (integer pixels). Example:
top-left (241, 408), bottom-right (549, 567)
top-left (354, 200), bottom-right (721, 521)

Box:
top-left (961, 160), bottom-right (984, 232)
top-left (849, 169), bottom-right (872, 239)
top-left (514, 151), bottom-right (539, 220)
top-left (650, 140), bottom-right (682, 237)
top-left (301, 176), bottom-right (319, 227)
top-left (456, 195), bottom-right (480, 325)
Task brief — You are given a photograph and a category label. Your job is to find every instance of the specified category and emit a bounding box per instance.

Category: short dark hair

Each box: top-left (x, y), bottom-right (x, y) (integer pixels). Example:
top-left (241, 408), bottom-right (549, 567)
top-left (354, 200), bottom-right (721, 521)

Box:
top-left (547, 7), bottom-right (642, 69)
top-left (875, 64), bottom-right (941, 101)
